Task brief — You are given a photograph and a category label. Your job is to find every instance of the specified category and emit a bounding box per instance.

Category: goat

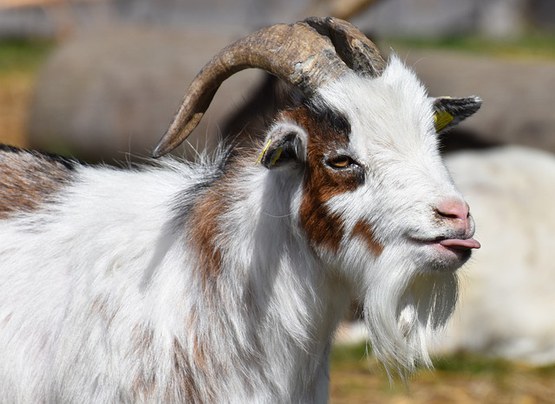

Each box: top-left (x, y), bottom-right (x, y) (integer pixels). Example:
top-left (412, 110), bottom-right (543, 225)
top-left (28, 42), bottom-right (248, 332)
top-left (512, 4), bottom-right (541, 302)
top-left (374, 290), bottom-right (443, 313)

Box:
top-left (0, 17), bottom-right (481, 403)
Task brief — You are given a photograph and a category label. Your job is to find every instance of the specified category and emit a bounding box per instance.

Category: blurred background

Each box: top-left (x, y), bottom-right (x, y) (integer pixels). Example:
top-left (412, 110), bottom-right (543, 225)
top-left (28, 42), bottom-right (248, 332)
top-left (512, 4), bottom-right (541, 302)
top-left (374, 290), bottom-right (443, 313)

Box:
top-left (1, 0), bottom-right (554, 402)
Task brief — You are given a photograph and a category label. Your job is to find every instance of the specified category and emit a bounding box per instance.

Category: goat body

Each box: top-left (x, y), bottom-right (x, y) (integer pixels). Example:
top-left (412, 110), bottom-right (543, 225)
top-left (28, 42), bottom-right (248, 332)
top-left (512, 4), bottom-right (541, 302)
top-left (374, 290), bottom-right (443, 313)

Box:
top-left (0, 145), bottom-right (348, 402)
top-left (0, 19), bottom-right (481, 403)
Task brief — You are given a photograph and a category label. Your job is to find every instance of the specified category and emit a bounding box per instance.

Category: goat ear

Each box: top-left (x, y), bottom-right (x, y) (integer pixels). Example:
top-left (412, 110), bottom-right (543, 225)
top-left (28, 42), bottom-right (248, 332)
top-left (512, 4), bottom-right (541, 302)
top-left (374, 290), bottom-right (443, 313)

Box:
top-left (433, 96), bottom-right (482, 134)
top-left (257, 123), bottom-right (307, 169)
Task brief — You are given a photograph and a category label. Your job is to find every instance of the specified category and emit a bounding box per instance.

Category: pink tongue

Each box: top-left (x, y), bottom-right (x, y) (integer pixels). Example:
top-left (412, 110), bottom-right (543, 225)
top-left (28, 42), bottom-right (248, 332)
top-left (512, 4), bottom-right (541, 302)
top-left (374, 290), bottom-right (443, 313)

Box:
top-left (439, 238), bottom-right (481, 250)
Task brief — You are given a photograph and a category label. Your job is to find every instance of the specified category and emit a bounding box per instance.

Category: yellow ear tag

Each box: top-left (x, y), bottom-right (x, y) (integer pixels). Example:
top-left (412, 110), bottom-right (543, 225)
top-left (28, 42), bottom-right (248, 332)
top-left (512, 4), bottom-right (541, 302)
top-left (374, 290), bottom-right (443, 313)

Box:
top-left (434, 110), bottom-right (454, 132)
top-left (256, 138), bottom-right (283, 167)
top-left (256, 138), bottom-right (273, 164)
top-left (269, 147), bottom-right (283, 167)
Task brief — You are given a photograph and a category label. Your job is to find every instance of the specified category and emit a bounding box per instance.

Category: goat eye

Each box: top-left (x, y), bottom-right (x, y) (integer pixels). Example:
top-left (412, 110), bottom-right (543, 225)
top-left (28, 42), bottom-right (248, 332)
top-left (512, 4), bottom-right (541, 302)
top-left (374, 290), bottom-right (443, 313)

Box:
top-left (326, 155), bottom-right (355, 169)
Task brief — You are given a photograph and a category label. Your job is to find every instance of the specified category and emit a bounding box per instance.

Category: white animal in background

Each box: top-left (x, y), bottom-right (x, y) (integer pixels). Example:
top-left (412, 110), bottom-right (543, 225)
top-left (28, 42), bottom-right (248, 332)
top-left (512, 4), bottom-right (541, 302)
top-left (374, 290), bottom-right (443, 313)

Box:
top-left (435, 146), bottom-right (555, 365)
top-left (0, 17), bottom-right (481, 403)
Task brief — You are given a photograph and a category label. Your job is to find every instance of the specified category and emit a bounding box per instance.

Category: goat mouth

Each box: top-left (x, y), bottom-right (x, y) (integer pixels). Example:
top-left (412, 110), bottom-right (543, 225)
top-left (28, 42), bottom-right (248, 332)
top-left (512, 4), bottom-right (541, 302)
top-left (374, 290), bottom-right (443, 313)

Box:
top-left (408, 235), bottom-right (480, 271)
top-left (438, 238), bottom-right (481, 250)
top-left (411, 235), bottom-right (480, 250)
top-left (409, 235), bottom-right (481, 259)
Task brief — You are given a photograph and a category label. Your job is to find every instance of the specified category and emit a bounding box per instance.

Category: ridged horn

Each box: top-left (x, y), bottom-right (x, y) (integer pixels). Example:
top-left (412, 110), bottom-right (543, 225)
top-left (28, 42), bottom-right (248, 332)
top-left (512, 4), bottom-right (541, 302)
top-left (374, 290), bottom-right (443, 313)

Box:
top-left (152, 21), bottom-right (350, 158)
top-left (304, 16), bottom-right (385, 77)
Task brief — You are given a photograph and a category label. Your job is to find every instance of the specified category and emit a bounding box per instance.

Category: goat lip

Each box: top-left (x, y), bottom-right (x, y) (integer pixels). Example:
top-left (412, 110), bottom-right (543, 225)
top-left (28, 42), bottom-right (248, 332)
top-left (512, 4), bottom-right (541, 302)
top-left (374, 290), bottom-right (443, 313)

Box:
top-left (438, 238), bottom-right (481, 250)
top-left (409, 235), bottom-right (481, 250)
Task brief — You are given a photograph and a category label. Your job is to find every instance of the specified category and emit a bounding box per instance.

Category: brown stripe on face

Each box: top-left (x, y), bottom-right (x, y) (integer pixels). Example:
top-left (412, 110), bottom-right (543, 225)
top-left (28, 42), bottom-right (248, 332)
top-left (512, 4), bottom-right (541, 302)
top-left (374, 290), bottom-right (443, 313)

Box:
top-left (351, 220), bottom-right (383, 256)
top-left (282, 106), bottom-right (363, 253)
top-left (0, 146), bottom-right (75, 219)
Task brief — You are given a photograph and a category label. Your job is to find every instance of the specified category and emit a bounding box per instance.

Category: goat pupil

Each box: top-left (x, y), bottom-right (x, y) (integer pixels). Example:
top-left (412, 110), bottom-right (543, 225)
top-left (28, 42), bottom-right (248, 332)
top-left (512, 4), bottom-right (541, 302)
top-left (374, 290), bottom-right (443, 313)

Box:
top-left (329, 156), bottom-right (351, 168)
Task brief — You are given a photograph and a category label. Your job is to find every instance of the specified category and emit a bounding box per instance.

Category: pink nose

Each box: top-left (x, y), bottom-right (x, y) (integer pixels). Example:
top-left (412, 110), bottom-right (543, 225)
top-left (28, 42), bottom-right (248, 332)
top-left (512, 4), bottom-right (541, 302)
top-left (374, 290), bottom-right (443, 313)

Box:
top-left (435, 198), bottom-right (470, 224)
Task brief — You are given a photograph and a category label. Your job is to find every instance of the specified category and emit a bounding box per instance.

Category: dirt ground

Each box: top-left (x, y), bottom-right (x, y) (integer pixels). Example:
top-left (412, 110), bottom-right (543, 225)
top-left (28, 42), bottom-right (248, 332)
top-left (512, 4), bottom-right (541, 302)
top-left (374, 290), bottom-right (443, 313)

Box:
top-left (330, 345), bottom-right (555, 404)
top-left (331, 364), bottom-right (555, 404)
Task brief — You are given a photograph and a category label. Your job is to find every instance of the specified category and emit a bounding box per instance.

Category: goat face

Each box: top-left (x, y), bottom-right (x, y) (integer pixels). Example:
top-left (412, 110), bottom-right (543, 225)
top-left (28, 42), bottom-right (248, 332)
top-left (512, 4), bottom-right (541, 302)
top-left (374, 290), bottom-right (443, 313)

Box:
top-left (258, 56), bottom-right (481, 372)
top-left (260, 56), bottom-right (480, 274)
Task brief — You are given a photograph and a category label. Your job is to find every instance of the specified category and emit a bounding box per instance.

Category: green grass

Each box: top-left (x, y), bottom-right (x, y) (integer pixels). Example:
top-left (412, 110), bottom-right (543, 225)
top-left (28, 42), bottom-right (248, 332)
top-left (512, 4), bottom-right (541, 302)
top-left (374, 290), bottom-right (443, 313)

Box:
top-left (386, 33), bottom-right (555, 59)
top-left (331, 342), bottom-right (370, 367)
top-left (433, 352), bottom-right (512, 375)
top-left (332, 342), bottom-right (555, 376)
top-left (0, 39), bottom-right (54, 73)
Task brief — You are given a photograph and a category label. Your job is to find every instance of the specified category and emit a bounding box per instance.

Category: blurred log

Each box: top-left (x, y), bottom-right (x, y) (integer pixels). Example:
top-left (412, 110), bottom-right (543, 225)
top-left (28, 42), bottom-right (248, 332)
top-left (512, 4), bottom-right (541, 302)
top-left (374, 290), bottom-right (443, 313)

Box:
top-left (26, 0), bottom-right (383, 162)
top-left (27, 26), bottom-right (265, 162)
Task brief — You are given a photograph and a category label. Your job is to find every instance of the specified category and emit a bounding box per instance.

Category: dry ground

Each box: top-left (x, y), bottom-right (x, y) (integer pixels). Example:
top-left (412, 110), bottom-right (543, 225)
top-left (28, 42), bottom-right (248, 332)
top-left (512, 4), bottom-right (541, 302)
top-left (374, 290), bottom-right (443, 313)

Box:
top-left (330, 344), bottom-right (555, 404)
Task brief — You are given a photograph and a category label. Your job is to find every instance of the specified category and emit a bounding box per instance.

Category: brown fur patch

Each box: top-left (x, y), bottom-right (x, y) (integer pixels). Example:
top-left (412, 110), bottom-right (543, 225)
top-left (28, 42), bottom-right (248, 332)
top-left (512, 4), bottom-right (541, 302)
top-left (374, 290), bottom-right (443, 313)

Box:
top-left (0, 147), bottom-right (75, 219)
top-left (192, 335), bottom-right (208, 370)
top-left (351, 220), bottom-right (384, 256)
top-left (283, 107), bottom-right (363, 252)
top-left (188, 188), bottom-right (227, 284)
top-left (184, 147), bottom-right (258, 285)
top-left (169, 338), bottom-right (204, 403)
top-left (184, 306), bottom-right (208, 369)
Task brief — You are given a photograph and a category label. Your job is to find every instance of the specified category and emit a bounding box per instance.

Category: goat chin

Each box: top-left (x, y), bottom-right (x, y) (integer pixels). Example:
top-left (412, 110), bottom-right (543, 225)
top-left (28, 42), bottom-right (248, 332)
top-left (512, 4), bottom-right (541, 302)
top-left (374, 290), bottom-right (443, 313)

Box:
top-left (362, 249), bottom-right (459, 375)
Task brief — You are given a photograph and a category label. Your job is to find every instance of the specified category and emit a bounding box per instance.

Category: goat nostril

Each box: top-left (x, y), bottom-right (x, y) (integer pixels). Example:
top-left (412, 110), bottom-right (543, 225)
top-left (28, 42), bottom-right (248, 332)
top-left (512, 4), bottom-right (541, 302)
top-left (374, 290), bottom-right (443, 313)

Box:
top-left (435, 199), bottom-right (469, 221)
top-left (436, 210), bottom-right (458, 219)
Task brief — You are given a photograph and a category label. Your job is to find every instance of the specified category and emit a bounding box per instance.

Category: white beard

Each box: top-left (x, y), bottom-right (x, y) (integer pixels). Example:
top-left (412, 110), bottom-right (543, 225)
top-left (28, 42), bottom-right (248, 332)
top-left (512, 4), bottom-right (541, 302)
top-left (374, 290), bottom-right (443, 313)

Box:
top-left (362, 248), bottom-right (459, 375)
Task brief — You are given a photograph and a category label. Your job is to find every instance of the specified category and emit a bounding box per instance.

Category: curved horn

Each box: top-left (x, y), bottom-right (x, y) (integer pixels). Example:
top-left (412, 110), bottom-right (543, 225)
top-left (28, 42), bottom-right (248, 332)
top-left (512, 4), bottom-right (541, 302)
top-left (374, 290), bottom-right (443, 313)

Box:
top-left (152, 21), bottom-right (350, 158)
top-left (304, 17), bottom-right (385, 77)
